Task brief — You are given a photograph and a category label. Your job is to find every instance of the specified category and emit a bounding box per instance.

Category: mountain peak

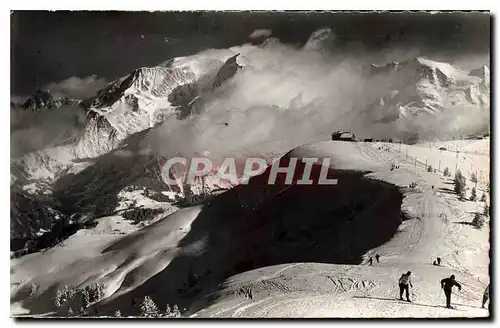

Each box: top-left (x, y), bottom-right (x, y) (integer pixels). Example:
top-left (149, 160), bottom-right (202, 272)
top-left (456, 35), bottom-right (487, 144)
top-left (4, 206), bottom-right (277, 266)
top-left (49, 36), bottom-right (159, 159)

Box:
top-left (303, 28), bottom-right (335, 50)
top-left (75, 51), bottom-right (244, 159)
top-left (17, 90), bottom-right (79, 111)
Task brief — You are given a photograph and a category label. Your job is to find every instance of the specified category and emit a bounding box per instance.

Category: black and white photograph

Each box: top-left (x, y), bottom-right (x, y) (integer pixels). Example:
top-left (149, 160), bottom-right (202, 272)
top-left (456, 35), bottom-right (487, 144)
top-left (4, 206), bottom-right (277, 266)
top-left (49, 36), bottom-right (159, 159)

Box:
top-left (9, 10), bottom-right (491, 319)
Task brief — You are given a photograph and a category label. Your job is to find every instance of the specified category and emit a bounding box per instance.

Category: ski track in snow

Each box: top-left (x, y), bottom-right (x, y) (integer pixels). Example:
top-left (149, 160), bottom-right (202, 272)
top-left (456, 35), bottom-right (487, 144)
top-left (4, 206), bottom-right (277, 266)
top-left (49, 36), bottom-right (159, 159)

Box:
top-left (197, 141), bottom-right (489, 318)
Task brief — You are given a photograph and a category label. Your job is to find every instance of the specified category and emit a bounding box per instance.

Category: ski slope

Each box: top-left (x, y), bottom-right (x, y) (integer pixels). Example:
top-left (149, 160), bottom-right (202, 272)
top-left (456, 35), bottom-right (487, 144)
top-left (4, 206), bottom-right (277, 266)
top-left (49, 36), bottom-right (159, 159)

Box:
top-left (10, 139), bottom-right (490, 318)
top-left (191, 140), bottom-right (490, 318)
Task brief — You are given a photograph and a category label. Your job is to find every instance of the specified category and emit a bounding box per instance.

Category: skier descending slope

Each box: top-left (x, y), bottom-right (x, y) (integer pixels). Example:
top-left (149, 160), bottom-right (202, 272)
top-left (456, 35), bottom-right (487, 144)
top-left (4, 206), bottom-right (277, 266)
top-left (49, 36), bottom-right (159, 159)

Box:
top-left (399, 271), bottom-right (413, 302)
top-left (440, 275), bottom-right (462, 308)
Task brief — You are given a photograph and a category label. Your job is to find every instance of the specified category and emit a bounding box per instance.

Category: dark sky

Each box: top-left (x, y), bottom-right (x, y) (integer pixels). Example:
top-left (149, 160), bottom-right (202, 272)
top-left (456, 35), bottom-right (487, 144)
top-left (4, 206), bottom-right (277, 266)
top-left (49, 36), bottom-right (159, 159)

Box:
top-left (11, 11), bottom-right (491, 97)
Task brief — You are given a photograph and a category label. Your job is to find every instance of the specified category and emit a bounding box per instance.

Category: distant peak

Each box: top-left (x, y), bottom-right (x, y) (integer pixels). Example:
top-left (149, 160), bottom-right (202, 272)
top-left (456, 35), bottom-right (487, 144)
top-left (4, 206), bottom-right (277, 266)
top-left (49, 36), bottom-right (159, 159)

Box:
top-left (303, 28), bottom-right (335, 50)
top-left (20, 89), bottom-right (78, 111)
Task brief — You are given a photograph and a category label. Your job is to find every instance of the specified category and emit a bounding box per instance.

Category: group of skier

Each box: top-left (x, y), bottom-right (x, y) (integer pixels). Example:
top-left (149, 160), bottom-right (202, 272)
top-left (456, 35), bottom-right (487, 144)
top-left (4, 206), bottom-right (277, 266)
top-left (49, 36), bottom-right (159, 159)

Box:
top-left (390, 163), bottom-right (400, 171)
top-left (368, 254), bottom-right (380, 266)
top-left (397, 271), bottom-right (490, 309)
top-left (369, 255), bottom-right (489, 309)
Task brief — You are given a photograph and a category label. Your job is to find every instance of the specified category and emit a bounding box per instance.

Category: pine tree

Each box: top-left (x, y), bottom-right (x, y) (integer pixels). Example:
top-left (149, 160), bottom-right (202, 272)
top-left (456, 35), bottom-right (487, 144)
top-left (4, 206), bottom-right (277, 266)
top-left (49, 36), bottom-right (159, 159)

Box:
top-left (471, 212), bottom-right (485, 229)
top-left (471, 172), bottom-right (478, 183)
top-left (454, 170), bottom-right (466, 200)
top-left (481, 193), bottom-right (487, 202)
top-left (81, 288), bottom-right (90, 309)
top-left (140, 296), bottom-right (159, 318)
top-left (63, 285), bottom-right (75, 300)
top-left (164, 304), bottom-right (172, 317)
top-left (54, 290), bottom-right (62, 308)
top-left (29, 282), bottom-right (37, 297)
top-left (443, 167), bottom-right (450, 177)
top-left (172, 304), bottom-right (181, 318)
top-left (427, 165), bottom-right (433, 172)
top-left (470, 187), bottom-right (477, 201)
top-left (484, 204), bottom-right (490, 217)
top-left (163, 304), bottom-right (181, 318)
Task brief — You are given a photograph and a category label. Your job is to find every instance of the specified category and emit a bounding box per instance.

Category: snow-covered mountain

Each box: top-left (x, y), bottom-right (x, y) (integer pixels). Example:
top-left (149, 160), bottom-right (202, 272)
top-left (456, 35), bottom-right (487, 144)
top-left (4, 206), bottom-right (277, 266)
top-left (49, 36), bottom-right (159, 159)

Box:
top-left (12, 90), bottom-right (80, 112)
top-left (10, 38), bottom-right (490, 262)
top-left (9, 26), bottom-right (491, 318)
top-left (75, 51), bottom-right (245, 159)
top-left (365, 57), bottom-right (490, 124)
top-left (10, 51), bottom-right (249, 250)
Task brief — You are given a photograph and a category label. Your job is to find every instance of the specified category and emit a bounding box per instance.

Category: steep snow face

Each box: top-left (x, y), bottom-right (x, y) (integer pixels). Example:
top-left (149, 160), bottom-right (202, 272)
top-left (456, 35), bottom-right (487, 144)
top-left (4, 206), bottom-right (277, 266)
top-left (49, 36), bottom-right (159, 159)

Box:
top-left (75, 67), bottom-right (192, 158)
top-left (75, 51), bottom-right (243, 159)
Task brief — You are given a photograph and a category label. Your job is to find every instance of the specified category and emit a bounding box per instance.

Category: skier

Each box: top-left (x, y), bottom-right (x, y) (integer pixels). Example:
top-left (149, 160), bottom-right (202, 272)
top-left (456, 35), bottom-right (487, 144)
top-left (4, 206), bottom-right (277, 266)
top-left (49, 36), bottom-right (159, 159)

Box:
top-left (440, 275), bottom-right (462, 308)
top-left (399, 271), bottom-right (413, 302)
top-left (482, 284), bottom-right (490, 308)
top-left (369, 257), bottom-right (373, 266)
top-left (375, 254), bottom-right (380, 263)
top-left (437, 257), bottom-right (441, 266)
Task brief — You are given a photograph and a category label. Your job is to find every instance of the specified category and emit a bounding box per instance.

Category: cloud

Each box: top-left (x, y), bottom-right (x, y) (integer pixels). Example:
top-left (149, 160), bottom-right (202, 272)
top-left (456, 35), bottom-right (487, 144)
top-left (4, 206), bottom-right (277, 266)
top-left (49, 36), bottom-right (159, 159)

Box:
top-left (249, 29), bottom-right (272, 40)
top-left (44, 75), bottom-right (108, 99)
top-left (143, 30), bottom-right (489, 163)
top-left (10, 104), bottom-right (87, 158)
